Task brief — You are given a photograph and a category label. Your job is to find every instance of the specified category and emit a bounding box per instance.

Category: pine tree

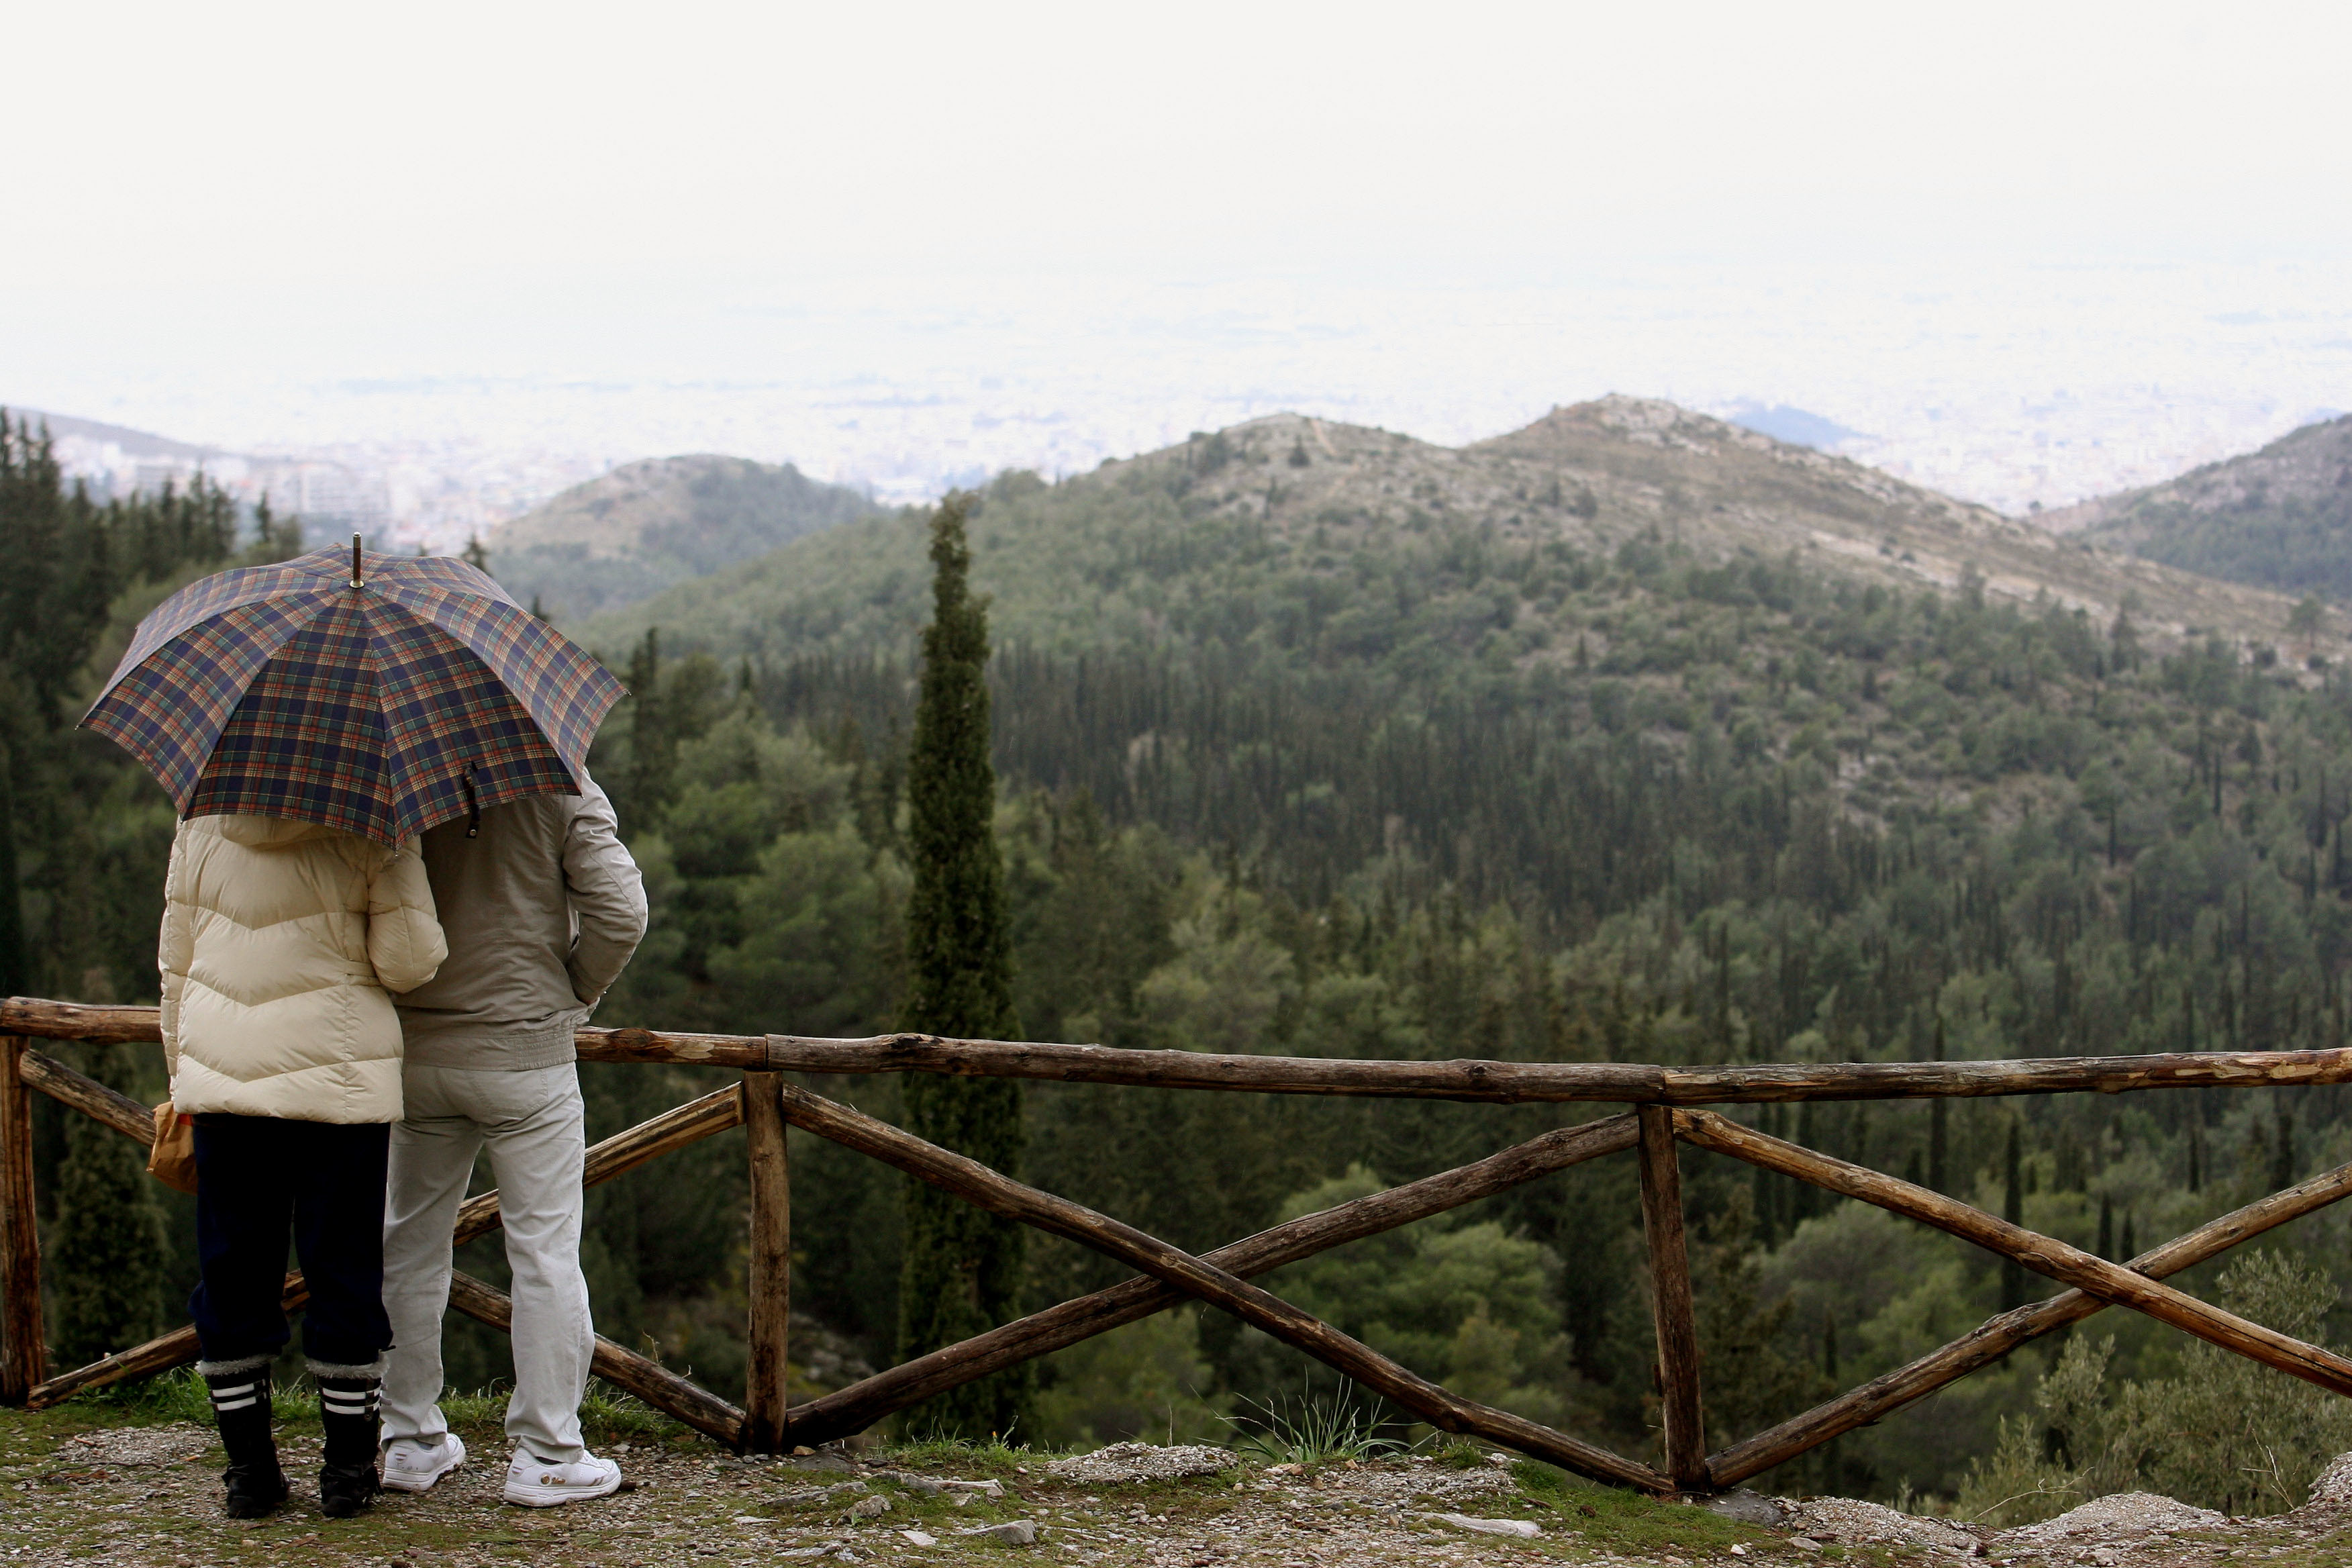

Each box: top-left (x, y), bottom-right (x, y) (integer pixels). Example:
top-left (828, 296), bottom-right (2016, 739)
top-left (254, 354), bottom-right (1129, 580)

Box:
top-left (0, 739), bottom-right (24, 998)
top-left (620, 630), bottom-right (670, 836)
top-left (2000, 1121), bottom-right (2026, 1311)
top-left (50, 1042), bottom-right (166, 1369)
top-left (895, 493), bottom-right (1030, 1438)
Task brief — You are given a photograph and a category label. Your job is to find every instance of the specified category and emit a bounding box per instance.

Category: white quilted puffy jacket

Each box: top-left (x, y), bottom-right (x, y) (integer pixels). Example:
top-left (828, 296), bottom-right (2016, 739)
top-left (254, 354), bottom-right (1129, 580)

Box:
top-left (159, 814), bottom-right (448, 1123)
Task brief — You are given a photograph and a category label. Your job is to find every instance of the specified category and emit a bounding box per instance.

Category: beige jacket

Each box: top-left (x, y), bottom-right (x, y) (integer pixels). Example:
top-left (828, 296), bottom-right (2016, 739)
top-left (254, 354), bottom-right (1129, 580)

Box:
top-left (395, 774), bottom-right (647, 1071)
top-left (160, 815), bottom-right (448, 1123)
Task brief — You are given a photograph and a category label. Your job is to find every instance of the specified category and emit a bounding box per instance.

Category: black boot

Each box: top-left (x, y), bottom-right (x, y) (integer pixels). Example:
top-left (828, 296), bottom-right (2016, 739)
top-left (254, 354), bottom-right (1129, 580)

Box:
top-left (203, 1360), bottom-right (287, 1520)
top-left (314, 1366), bottom-right (385, 1518)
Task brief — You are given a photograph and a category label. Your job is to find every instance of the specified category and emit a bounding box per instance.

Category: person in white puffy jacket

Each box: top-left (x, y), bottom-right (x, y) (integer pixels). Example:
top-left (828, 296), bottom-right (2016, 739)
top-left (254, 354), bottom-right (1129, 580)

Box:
top-left (158, 813), bottom-right (446, 1522)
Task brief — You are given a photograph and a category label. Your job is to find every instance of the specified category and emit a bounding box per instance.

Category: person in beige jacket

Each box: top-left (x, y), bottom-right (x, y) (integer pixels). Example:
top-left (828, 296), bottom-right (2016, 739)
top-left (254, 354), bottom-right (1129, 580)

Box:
top-left (160, 814), bottom-right (446, 1521)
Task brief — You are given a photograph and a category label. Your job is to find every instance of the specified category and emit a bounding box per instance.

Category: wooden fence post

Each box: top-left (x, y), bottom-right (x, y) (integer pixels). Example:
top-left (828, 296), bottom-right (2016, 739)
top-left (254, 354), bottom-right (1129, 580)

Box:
top-left (1638, 1104), bottom-right (1706, 1492)
top-left (0, 1038), bottom-right (45, 1405)
top-left (743, 1072), bottom-right (791, 1451)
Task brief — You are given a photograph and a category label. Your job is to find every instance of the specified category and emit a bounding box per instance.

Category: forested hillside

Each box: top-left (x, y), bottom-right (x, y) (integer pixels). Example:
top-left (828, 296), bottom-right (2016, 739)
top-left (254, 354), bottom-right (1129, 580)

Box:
top-left (12, 397), bottom-right (2352, 1520)
top-left (2045, 412), bottom-right (2352, 603)
top-left (0, 410), bottom-right (305, 1373)
top-left (548, 405), bottom-right (2352, 1514)
top-left (489, 453), bottom-right (877, 620)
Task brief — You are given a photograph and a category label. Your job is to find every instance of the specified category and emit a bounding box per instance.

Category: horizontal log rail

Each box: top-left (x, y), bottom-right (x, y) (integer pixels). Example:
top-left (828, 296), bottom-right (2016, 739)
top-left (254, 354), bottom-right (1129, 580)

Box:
top-left (13, 995), bottom-right (2352, 1105)
top-left (7, 995), bottom-right (2352, 1499)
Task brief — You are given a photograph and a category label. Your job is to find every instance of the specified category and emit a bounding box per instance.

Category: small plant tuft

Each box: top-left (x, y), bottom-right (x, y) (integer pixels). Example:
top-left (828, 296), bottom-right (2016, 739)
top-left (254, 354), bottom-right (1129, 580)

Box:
top-left (1428, 1435), bottom-right (1489, 1469)
top-left (1222, 1384), bottom-right (1404, 1467)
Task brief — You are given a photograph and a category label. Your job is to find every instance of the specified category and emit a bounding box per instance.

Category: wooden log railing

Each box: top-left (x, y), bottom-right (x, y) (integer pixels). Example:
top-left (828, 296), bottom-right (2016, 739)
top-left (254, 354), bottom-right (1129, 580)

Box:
top-left (7, 995), bottom-right (2352, 1497)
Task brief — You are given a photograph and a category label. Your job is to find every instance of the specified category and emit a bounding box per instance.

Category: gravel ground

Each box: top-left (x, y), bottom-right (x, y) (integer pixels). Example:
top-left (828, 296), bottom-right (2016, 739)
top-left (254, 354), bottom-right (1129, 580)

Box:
top-left (1779, 1496), bottom-right (1983, 1555)
top-left (11, 1413), bottom-right (2352, 1568)
top-left (0, 1415), bottom-right (1799, 1568)
top-left (1996, 1493), bottom-right (2228, 1557)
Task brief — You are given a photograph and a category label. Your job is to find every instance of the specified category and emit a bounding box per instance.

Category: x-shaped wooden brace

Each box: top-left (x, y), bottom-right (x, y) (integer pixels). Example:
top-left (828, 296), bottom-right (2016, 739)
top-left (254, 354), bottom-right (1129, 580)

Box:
top-left (775, 1081), bottom-right (1673, 1492)
top-left (1675, 1109), bottom-right (2352, 1486)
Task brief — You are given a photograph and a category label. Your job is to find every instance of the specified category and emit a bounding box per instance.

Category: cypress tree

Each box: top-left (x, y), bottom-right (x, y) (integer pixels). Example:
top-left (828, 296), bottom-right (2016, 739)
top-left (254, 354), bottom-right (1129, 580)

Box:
top-left (895, 493), bottom-right (1030, 1438)
top-left (50, 1042), bottom-right (166, 1369)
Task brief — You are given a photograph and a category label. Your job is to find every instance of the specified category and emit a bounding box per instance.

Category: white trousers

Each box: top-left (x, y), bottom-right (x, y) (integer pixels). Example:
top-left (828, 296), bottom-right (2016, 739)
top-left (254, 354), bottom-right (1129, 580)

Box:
top-left (381, 1062), bottom-right (593, 1463)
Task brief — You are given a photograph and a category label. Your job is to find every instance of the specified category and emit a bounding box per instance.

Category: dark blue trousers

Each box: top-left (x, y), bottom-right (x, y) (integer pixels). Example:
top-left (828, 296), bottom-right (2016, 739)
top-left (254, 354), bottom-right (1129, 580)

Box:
top-left (189, 1114), bottom-right (394, 1368)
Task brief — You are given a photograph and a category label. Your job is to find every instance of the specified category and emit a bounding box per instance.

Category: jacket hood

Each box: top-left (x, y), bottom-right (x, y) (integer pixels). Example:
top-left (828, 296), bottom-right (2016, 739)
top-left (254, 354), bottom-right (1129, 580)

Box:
top-left (213, 814), bottom-right (341, 849)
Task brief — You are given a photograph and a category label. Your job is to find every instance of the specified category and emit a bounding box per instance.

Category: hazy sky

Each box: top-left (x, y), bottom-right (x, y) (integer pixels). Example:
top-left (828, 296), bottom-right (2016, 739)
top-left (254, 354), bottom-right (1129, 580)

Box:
top-left (7, 0), bottom-right (2351, 513)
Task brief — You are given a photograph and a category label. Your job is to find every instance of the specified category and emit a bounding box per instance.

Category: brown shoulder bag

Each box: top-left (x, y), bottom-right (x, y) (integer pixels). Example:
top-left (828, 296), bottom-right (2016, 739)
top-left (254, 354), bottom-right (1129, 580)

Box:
top-left (148, 1102), bottom-right (198, 1195)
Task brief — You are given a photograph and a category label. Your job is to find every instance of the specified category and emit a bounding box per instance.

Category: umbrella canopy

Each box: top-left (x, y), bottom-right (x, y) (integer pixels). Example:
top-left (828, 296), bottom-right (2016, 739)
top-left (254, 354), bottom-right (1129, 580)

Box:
top-left (83, 541), bottom-right (625, 845)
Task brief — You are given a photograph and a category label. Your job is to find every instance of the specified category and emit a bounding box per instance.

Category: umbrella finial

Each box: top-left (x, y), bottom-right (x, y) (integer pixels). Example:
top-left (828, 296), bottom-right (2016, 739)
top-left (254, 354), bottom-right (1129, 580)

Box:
top-left (350, 532), bottom-right (364, 589)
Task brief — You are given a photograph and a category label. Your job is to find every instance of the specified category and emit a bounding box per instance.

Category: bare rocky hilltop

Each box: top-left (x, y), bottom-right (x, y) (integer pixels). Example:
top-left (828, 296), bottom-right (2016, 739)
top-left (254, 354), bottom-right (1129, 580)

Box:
top-left (595, 395), bottom-right (2325, 665)
top-left (487, 453), bottom-right (876, 620)
top-left (1138, 397), bottom-right (2312, 650)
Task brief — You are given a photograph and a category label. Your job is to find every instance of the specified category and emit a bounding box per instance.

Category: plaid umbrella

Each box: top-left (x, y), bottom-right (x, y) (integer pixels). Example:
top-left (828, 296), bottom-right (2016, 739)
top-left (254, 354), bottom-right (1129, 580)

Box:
top-left (83, 540), bottom-right (625, 846)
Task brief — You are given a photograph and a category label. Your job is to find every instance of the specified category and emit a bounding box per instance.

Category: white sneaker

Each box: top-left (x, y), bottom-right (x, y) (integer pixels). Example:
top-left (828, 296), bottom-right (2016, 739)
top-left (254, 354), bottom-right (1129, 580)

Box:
top-left (503, 1449), bottom-right (622, 1508)
top-left (380, 1432), bottom-right (467, 1493)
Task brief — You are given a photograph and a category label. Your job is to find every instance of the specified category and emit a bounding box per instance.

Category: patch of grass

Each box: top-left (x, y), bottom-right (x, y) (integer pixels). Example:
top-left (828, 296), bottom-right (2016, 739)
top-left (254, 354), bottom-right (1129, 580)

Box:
top-left (436, 1383), bottom-right (511, 1436)
top-left (874, 1431), bottom-right (1052, 1475)
top-left (582, 1379), bottom-right (689, 1442)
top-left (1430, 1436), bottom-right (1491, 1469)
top-left (69, 1365), bottom-right (325, 1426)
top-left (69, 1365), bottom-right (213, 1425)
top-left (1509, 1463), bottom-right (1781, 1559)
top-left (65, 1369), bottom-right (690, 1463)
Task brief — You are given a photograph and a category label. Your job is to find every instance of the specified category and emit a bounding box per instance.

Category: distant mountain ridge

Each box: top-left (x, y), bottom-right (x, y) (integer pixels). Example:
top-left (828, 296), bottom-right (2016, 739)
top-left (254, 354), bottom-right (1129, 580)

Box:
top-left (487, 454), bottom-right (877, 620)
top-left (0, 406), bottom-right (222, 460)
top-left (585, 394), bottom-right (2313, 666)
top-left (2039, 413), bottom-right (2352, 603)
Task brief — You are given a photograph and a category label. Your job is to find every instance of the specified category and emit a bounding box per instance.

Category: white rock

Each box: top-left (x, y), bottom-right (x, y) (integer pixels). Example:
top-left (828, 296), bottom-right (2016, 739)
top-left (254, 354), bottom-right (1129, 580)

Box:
top-left (940, 1478), bottom-right (1007, 1497)
top-left (58, 1426), bottom-right (210, 1467)
top-left (1427, 1512), bottom-right (1542, 1538)
top-left (1044, 1442), bottom-right (1235, 1485)
top-left (958, 1519), bottom-right (1039, 1546)
top-left (899, 1528), bottom-right (939, 1547)
top-left (2311, 1451), bottom-right (2352, 1508)
top-left (1780, 1497), bottom-right (1978, 1555)
top-left (1998, 1492), bottom-right (2225, 1552)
